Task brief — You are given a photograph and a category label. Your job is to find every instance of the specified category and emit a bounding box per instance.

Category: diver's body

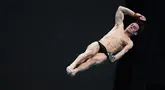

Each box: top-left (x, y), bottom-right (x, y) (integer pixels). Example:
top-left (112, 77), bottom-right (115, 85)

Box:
top-left (66, 6), bottom-right (146, 76)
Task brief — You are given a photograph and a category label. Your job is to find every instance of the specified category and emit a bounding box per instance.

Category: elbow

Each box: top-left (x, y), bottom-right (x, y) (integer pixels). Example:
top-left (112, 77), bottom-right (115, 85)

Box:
top-left (117, 6), bottom-right (124, 12)
top-left (130, 42), bottom-right (134, 48)
top-left (118, 6), bottom-right (123, 9)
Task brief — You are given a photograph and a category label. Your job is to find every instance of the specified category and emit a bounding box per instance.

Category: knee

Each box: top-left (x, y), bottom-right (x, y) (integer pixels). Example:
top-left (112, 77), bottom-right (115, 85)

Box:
top-left (79, 53), bottom-right (86, 57)
top-left (79, 52), bottom-right (91, 58)
top-left (84, 49), bottom-right (94, 56)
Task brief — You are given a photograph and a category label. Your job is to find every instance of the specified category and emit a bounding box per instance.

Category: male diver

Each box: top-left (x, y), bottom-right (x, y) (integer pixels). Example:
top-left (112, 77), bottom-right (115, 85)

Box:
top-left (66, 6), bottom-right (146, 76)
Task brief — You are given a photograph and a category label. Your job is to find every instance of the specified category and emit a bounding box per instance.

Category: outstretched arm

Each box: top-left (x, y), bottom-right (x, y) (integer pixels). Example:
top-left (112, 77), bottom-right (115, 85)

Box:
top-left (115, 6), bottom-right (136, 25)
top-left (110, 41), bottom-right (133, 62)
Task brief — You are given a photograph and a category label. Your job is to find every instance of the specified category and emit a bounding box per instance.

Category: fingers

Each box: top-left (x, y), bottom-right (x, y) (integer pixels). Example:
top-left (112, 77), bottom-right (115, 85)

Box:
top-left (140, 16), bottom-right (146, 21)
top-left (135, 13), bottom-right (146, 21)
top-left (109, 55), bottom-right (116, 62)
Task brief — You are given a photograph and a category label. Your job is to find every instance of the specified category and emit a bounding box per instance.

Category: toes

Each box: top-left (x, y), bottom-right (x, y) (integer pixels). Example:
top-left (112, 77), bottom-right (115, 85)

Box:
top-left (66, 66), bottom-right (77, 76)
top-left (70, 70), bottom-right (76, 76)
top-left (66, 66), bottom-right (72, 74)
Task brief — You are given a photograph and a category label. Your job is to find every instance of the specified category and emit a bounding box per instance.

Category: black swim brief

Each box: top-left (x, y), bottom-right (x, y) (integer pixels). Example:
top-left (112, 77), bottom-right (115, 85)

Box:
top-left (97, 41), bottom-right (110, 60)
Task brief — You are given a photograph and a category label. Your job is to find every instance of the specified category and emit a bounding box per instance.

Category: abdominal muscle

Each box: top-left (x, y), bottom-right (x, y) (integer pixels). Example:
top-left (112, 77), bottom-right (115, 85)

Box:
top-left (99, 27), bottom-right (126, 53)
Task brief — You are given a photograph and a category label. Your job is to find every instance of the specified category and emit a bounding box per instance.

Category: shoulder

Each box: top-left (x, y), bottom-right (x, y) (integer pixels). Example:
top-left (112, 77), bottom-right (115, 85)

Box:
top-left (123, 38), bottom-right (133, 48)
top-left (127, 39), bottom-right (133, 48)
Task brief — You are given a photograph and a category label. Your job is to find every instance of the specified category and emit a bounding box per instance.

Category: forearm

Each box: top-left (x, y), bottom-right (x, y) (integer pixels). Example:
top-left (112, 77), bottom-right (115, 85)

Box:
top-left (114, 50), bottom-right (126, 61)
top-left (118, 6), bottom-right (135, 16)
top-left (113, 44), bottom-right (132, 61)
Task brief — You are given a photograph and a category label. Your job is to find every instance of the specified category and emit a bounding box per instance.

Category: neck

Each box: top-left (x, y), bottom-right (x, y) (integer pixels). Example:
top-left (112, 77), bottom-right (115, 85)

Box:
top-left (124, 30), bottom-right (133, 37)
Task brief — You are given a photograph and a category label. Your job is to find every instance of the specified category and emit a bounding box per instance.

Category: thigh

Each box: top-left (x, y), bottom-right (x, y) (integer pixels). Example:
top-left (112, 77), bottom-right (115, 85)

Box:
top-left (91, 53), bottom-right (107, 64)
top-left (85, 41), bottom-right (100, 55)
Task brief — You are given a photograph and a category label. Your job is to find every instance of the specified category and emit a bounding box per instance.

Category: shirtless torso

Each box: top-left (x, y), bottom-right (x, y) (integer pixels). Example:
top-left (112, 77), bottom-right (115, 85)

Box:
top-left (99, 24), bottom-right (131, 53)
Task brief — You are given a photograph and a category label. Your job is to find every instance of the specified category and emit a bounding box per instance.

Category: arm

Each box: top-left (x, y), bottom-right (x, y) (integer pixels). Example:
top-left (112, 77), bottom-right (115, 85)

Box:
top-left (115, 6), bottom-right (139, 25)
top-left (115, 6), bottom-right (135, 25)
top-left (110, 41), bottom-right (133, 62)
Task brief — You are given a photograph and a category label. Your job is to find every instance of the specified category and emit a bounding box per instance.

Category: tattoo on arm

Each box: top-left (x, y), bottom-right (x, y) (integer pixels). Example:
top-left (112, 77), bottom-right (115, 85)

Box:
top-left (115, 6), bottom-right (135, 25)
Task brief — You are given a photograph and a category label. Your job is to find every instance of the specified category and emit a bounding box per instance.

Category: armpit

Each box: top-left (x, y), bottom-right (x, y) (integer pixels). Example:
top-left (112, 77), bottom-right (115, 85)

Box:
top-left (115, 8), bottom-right (124, 25)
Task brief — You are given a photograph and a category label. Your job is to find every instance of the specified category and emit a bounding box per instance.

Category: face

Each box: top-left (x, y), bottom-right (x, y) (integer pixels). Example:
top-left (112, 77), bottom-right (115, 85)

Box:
top-left (126, 23), bottom-right (140, 35)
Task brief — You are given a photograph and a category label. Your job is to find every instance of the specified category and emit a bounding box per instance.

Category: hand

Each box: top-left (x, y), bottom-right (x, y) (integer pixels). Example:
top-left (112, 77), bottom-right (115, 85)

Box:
top-left (109, 55), bottom-right (116, 62)
top-left (139, 15), bottom-right (146, 21)
top-left (134, 13), bottom-right (147, 21)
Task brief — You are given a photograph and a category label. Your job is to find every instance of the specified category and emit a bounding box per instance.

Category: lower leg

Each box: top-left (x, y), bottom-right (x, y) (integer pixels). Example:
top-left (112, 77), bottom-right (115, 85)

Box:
top-left (67, 42), bottom-right (100, 74)
top-left (68, 53), bottom-right (90, 70)
top-left (70, 59), bottom-right (95, 76)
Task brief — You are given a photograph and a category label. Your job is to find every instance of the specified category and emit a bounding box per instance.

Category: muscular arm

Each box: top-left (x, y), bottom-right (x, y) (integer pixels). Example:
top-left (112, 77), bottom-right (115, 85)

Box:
top-left (112, 41), bottom-right (133, 62)
top-left (115, 6), bottom-right (136, 25)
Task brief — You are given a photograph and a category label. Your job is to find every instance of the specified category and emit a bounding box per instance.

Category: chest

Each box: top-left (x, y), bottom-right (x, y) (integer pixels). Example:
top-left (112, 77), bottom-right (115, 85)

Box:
top-left (108, 31), bottom-right (129, 46)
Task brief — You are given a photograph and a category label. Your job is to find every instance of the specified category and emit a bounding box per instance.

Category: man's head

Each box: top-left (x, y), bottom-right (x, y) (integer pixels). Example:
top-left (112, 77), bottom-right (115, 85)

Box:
top-left (125, 22), bottom-right (140, 36)
top-left (125, 17), bottom-right (145, 36)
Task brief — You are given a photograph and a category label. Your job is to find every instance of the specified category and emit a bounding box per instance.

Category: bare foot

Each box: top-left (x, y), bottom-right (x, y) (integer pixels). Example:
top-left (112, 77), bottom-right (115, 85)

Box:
top-left (66, 66), bottom-right (73, 75)
top-left (70, 69), bottom-right (77, 77)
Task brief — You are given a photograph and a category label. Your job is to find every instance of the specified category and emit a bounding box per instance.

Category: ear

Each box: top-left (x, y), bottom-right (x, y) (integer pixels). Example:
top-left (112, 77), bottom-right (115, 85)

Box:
top-left (134, 32), bottom-right (138, 35)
